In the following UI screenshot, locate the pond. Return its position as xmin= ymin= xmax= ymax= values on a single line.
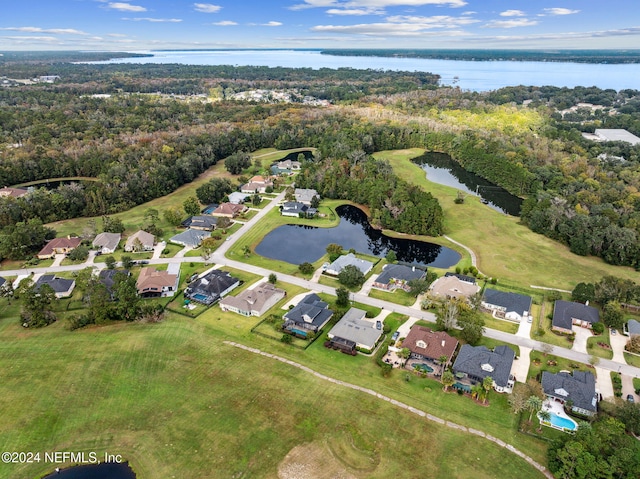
xmin=277 ymin=150 xmax=314 ymax=162
xmin=412 ymin=152 xmax=523 ymax=216
xmin=255 ymin=204 xmax=460 ymax=268
xmin=42 ymin=462 xmax=135 ymax=479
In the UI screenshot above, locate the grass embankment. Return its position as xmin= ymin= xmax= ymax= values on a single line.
xmin=378 ymin=148 xmax=640 ymax=290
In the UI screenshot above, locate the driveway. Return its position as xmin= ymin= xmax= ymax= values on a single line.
xmin=595 ymin=366 xmax=614 ymax=400
xmin=396 ymin=316 xmax=420 ymax=340
xmin=621 ymin=374 xmax=638 ymax=402
xmin=516 ymin=317 xmax=533 ymax=339
xmin=51 ymin=254 xmax=65 ymax=267
xmin=510 ymin=346 xmax=531 ymax=383
xmin=152 ymin=241 xmax=166 ymax=260
xmin=572 ymin=327 xmax=591 ymax=355
xmin=609 ymin=330 xmax=628 ymax=363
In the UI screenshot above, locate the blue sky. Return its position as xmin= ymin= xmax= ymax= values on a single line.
xmin=1 ymin=1 xmax=639 ymax=50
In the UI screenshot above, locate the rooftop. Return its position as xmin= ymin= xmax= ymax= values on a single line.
xmin=452 ymin=344 xmax=515 ymax=388
xmin=542 ymin=371 xmax=597 ymax=412
xmin=552 ymin=300 xmax=600 ymax=331
xmin=375 ymin=264 xmax=426 ymax=285
xmin=328 ymin=308 xmax=381 ymax=350
xmin=169 ymin=228 xmax=210 ymax=248
xmin=219 ymin=282 xmax=285 ymax=313
xmin=482 ymin=289 xmax=532 ymax=315
xmin=326 ymin=253 xmax=373 ymax=276
xmin=404 ymin=326 xmax=458 ymax=361
xmin=594 ymin=128 xmax=640 ymax=145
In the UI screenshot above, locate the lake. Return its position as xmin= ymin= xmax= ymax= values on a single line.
xmin=255 ymin=204 xmax=460 ymax=268
xmin=90 ymin=50 xmax=640 ymax=91
xmin=42 ymin=462 xmax=135 ymax=479
xmin=412 ymin=152 xmax=523 ymax=216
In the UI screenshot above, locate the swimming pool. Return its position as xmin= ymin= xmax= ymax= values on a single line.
xmin=191 ymin=293 xmax=209 ymax=303
xmin=414 ymin=363 xmax=434 ymax=373
xmin=291 ymin=328 xmax=308 ymax=337
xmin=541 ymin=412 xmax=577 ymax=431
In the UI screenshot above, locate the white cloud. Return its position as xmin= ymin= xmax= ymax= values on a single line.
xmin=484 ymin=18 xmax=538 ymax=29
xmin=194 ymin=3 xmax=222 ymax=13
xmin=543 ymin=8 xmax=579 ymax=16
xmin=1 ymin=35 xmax=58 ymax=41
xmin=212 ymin=21 xmax=238 ymax=26
xmin=106 ymin=2 xmax=147 ymax=12
xmin=312 ymin=22 xmax=468 ymax=36
xmin=500 ymin=10 xmax=525 ymax=17
xmin=122 ymin=17 xmax=183 ymax=22
xmin=326 ymin=8 xmax=383 ymax=15
xmin=262 ymin=21 xmax=283 ymax=27
xmin=107 ymin=33 xmax=128 ymax=37
xmin=386 ymin=15 xmax=479 ymax=27
xmin=291 ymin=0 xmax=467 ymax=11
xmin=0 ymin=27 xmax=88 ymax=35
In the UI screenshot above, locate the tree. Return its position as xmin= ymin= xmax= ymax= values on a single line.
xmin=224 ymin=151 xmax=251 ymax=174
xmin=471 ymin=384 xmax=483 ymax=400
xmin=481 ymin=376 xmax=493 ymax=404
xmin=385 ymin=250 xmax=397 ymax=263
xmin=407 ymin=278 xmax=430 ymax=297
xmin=242 ymin=245 xmax=251 ymax=257
xmin=183 ymin=196 xmax=201 ymax=216
xmin=200 ymin=237 xmax=218 ymax=260
xmin=67 ymin=244 xmax=89 ymax=262
xmin=0 ymin=219 xmax=55 ymax=260
xmin=268 ymin=273 xmax=277 ymax=284
xmin=626 ymin=335 xmax=640 ymax=354
xmin=526 ymin=395 xmax=543 ymax=422
xmin=437 ymin=354 xmax=449 ymax=375
xmin=84 ymin=277 xmax=111 ymax=325
xmin=102 ymin=215 xmax=125 ymax=234
xmin=457 ymin=309 xmax=485 ymax=344
xmin=196 ymin=178 xmax=233 ymax=204
xmin=121 ymin=255 xmax=134 ymax=270
xmin=280 ymin=333 xmax=292 ymax=344
xmin=591 ymin=322 xmax=605 ymax=334
xmin=572 ymin=282 xmax=595 ymax=303
xmin=538 ymin=409 xmax=551 ymax=431
xmin=326 ymin=243 xmax=343 ymax=256
xmin=602 ymin=302 xmax=624 ymax=330
xmin=20 ymin=282 xmax=56 ymax=328
xmin=217 ymin=216 xmax=231 ymax=231
xmin=436 ymin=299 xmax=458 ymax=331
xmin=164 ymin=207 xmax=183 ymax=227
xmin=298 ymin=262 xmax=314 ymax=275
xmin=338 ymin=265 xmax=365 ymax=288
xmin=112 ymin=273 xmax=140 ymax=321
xmin=441 ymin=370 xmax=455 ymax=391
xmin=336 ymin=286 xmax=350 ymax=307
xmin=310 ymin=195 xmax=320 ymax=209
xmin=251 ymin=193 xmax=261 ymax=206
xmin=105 ymin=255 xmax=116 ymax=270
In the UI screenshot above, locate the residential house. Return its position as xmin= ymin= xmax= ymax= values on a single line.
xmin=403 ymin=326 xmax=458 ymax=367
xmin=185 ymin=269 xmax=240 ymax=305
xmin=136 ymin=265 xmax=180 ymax=298
xmin=429 ymin=273 xmax=480 ymax=301
xmin=283 ymin=293 xmax=333 ymax=337
xmin=325 ymin=253 xmax=373 ymax=276
xmin=211 ymin=203 xmax=247 ymax=218
xmin=542 ymin=371 xmax=598 ymax=417
xmin=98 ymin=269 xmax=131 ymax=299
xmin=240 ymin=175 xmax=274 ymax=194
xmin=452 ymin=344 xmax=515 ymax=393
xmin=481 ymin=288 xmax=532 ymax=322
xmin=271 ymin=159 xmax=301 ymax=175
xmin=169 ymin=229 xmax=210 ymax=248
xmin=552 ymin=300 xmax=600 ymax=334
xmin=219 ymin=282 xmax=285 ymax=316
xmin=626 ymin=319 xmax=640 ymax=336
xmin=0 ymin=187 xmax=28 ymax=198
xmin=373 ymin=264 xmax=426 ymax=292
xmin=280 ymin=201 xmax=317 ymax=218
xmin=327 ymin=308 xmax=382 ymax=353
xmin=227 ymin=192 xmax=249 ymax=204
xmin=0 ymin=276 xmax=6 ymax=291
xmin=92 ymin=232 xmax=121 ymax=255
xmin=181 ymin=215 xmax=217 ymax=231
xmin=294 ymin=188 xmax=319 ymax=206
xmin=37 ymin=236 xmax=82 ymax=259
xmin=124 ymin=230 xmax=155 ymax=253
xmin=35 ymin=274 xmax=75 ymax=298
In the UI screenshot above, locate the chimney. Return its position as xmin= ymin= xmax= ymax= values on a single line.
xmin=412 ymin=266 xmax=415 ymax=272
xmin=441 ymin=340 xmax=445 ymax=347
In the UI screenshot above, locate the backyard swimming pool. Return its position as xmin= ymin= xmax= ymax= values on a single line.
xmin=541 ymin=412 xmax=578 ymax=431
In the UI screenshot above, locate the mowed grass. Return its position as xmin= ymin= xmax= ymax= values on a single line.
xmin=0 ymin=309 xmax=547 ymax=479
xmin=377 ymin=148 xmax=640 ymax=290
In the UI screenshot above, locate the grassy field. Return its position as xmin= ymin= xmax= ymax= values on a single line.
xmin=528 ymin=350 xmax=590 ymax=381
xmin=587 ymin=329 xmax=613 ymax=360
xmin=0 ymin=284 xmax=553 ymax=479
xmin=377 ymin=148 xmax=640 ymax=290
xmin=368 ymin=287 xmax=417 ymax=306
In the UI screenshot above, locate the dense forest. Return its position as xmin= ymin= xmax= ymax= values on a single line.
xmin=2 ymin=61 xmax=640 ymax=267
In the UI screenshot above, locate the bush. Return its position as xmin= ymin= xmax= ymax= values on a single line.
xmin=592 ymin=322 xmax=605 ymax=334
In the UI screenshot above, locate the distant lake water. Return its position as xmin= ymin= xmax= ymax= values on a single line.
xmin=255 ymin=204 xmax=460 ymax=268
xmin=42 ymin=462 xmax=135 ymax=479
xmin=90 ymin=50 xmax=640 ymax=91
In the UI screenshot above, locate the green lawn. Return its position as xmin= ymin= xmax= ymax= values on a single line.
xmin=368 ymin=287 xmax=417 ymax=306
xmin=0 ymin=258 xmax=54 ymax=271
xmin=481 ymin=313 xmax=520 ymax=334
xmin=586 ymin=329 xmax=613 ymax=359
xmin=93 ymin=250 xmax=153 ymax=263
xmin=624 ymin=352 xmax=640 ymax=368
xmin=528 ymin=350 xmax=590 ymax=381
xmin=378 ymin=148 xmax=640 ymax=290
xmin=530 ymin=301 xmax=576 ymax=348
xmin=160 ymin=242 xmax=183 ymax=258
xmin=633 ymin=377 xmax=640 ymax=391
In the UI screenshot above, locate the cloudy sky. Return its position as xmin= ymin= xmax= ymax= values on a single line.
xmin=1 ymin=0 xmax=639 ymax=50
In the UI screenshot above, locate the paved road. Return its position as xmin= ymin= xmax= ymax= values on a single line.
xmin=3 ymin=187 xmax=640 ymax=381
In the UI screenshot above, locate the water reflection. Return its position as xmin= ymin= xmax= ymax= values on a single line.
xmin=255 ymin=204 xmax=460 ymax=268
xmin=42 ymin=462 xmax=135 ymax=479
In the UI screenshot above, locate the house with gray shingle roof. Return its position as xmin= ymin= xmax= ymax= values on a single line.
xmin=219 ymin=282 xmax=285 ymax=317
xmin=542 ymin=371 xmax=598 ymax=416
xmin=373 ymin=264 xmax=426 ymax=292
xmin=294 ymin=188 xmax=318 ymax=206
xmin=482 ymin=289 xmax=532 ymax=322
xmin=325 ymin=253 xmax=373 ymax=276
xmin=327 ymin=308 xmax=381 ymax=352
xmin=626 ymin=319 xmax=640 ymax=336
xmin=181 ymin=215 xmax=217 ymax=231
xmin=185 ymin=269 xmax=240 ymax=306
xmin=452 ymin=344 xmax=515 ymax=393
xmin=283 ymin=293 xmax=333 ymax=336
xmin=92 ymin=232 xmax=121 ymax=254
xmin=280 ymin=201 xmax=317 ymax=218
xmin=552 ymin=300 xmax=600 ymax=334
xmin=125 ymin=230 xmax=155 ymax=252
xmin=169 ymin=229 xmax=210 ymax=248
xmin=35 ymin=274 xmax=75 ymax=298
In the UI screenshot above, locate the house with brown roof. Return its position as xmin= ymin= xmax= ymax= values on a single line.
xmin=124 ymin=230 xmax=155 ymax=252
xmin=404 ymin=326 xmax=458 ymax=368
xmin=37 ymin=236 xmax=82 ymax=259
xmin=240 ymin=175 xmax=274 ymax=194
xmin=136 ymin=265 xmax=179 ymax=298
xmin=219 ymin=282 xmax=286 ymax=317
xmin=429 ymin=275 xmax=480 ymax=301
xmin=211 ymin=202 xmax=247 ymax=218
xmin=0 ymin=187 xmax=28 ymax=198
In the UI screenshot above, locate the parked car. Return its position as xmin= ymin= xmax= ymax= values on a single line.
xmin=376 ymin=320 xmax=382 ymax=330
xmin=137 ymin=260 xmax=150 ymax=265
xmin=627 ymin=394 xmax=635 ymax=403
xmin=611 ymin=329 xmax=617 ymax=335
xmin=391 ymin=331 xmax=399 ymax=341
